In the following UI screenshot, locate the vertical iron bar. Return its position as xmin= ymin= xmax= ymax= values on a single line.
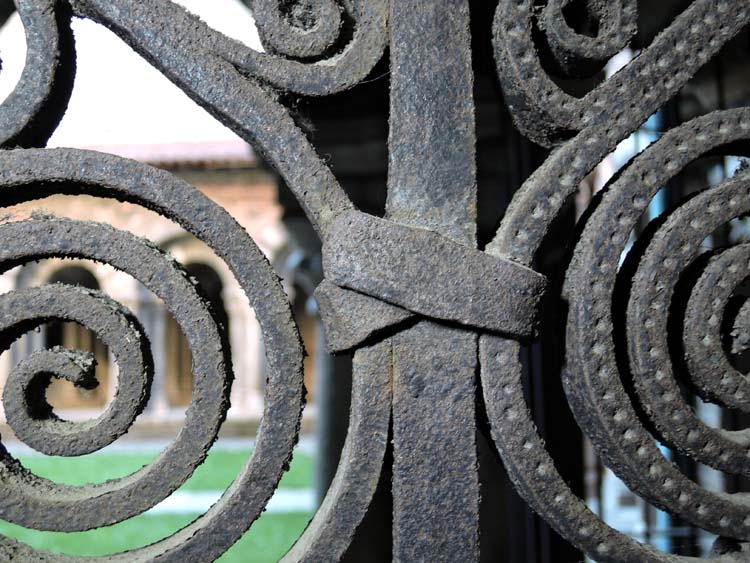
xmin=387 ymin=1 xmax=480 ymax=561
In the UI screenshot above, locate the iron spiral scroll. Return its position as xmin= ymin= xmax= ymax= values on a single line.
xmin=0 ymin=0 xmax=748 ymax=561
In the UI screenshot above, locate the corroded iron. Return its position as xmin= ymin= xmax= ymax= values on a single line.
xmin=0 ymin=150 xmax=305 ymax=560
xmin=2 ymin=285 xmax=152 ymax=457
xmin=480 ymin=2 xmax=750 ymax=562
xmin=0 ymin=0 xmax=747 ymax=562
xmin=323 ymin=210 xmax=547 ymax=338
xmin=387 ymin=2 xmax=480 ymax=558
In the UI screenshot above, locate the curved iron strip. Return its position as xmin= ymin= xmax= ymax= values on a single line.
xmin=492 ymin=0 xmax=746 ymax=147
xmin=69 ymin=0 xmax=368 ymax=235
xmin=628 ymin=191 xmax=750 ymax=475
xmin=0 ymin=148 xmax=304 ymax=560
xmin=480 ymin=109 xmax=750 ymax=562
xmin=683 ymin=246 xmax=750 ymax=412
xmin=282 ymin=341 xmax=391 ymax=563
xmin=0 ymin=0 xmax=75 ymax=148
xmin=248 ymin=0 xmax=342 ymax=60
xmin=2 ymin=285 xmax=152 ymax=457
xmin=487 ymin=0 xmax=750 ymax=261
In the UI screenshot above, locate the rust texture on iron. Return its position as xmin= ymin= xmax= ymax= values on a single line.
xmin=0 ymin=0 xmax=746 ymax=562
xmin=387 ymin=1 xmax=480 ymax=559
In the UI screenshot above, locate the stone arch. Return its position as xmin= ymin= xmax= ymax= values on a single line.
xmin=164 ymin=261 xmax=228 ymax=407
xmin=44 ymin=264 xmax=110 ymax=410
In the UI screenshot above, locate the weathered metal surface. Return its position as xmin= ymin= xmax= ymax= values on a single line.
xmin=391 ymin=321 xmax=479 ymax=561
xmin=248 ymin=0 xmax=343 ymax=60
xmin=733 ymin=301 xmax=750 ymax=356
xmin=0 ymin=150 xmax=304 ymax=560
xmin=314 ymin=279 xmax=412 ymax=354
xmin=0 ymin=0 xmax=74 ymax=147
xmin=0 ymin=0 xmax=747 ymax=561
xmin=479 ymin=0 xmax=750 ymax=560
xmin=323 ymin=210 xmax=547 ymax=338
xmin=282 ymin=341 xmax=391 ymax=563
xmin=627 ymin=175 xmax=750 ymax=476
xmin=683 ymin=245 xmax=750 ymax=412
xmin=564 ymin=116 xmax=750 ymax=541
xmin=68 ymin=0 xmax=387 ymax=235
xmin=542 ymin=0 xmax=637 ymax=78
xmin=387 ymin=1 xmax=480 ymax=560
xmin=2 ymin=286 xmax=152 ymax=457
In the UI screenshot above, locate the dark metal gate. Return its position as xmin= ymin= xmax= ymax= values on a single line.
xmin=0 ymin=0 xmax=748 ymax=561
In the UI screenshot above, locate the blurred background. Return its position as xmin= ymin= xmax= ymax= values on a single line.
xmin=0 ymin=2 xmax=319 ymax=560
xmin=0 ymin=1 xmax=747 ymax=562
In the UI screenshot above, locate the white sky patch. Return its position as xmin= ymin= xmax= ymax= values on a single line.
xmin=0 ymin=0 xmax=262 ymax=149
xmin=148 ymin=488 xmax=316 ymax=515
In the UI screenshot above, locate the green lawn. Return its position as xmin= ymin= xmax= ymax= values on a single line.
xmin=18 ymin=447 xmax=314 ymax=490
xmin=0 ymin=513 xmax=311 ymax=562
xmin=0 ymin=446 xmax=315 ymax=561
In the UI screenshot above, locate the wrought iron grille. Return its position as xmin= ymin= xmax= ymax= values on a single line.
xmin=0 ymin=0 xmax=748 ymax=561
